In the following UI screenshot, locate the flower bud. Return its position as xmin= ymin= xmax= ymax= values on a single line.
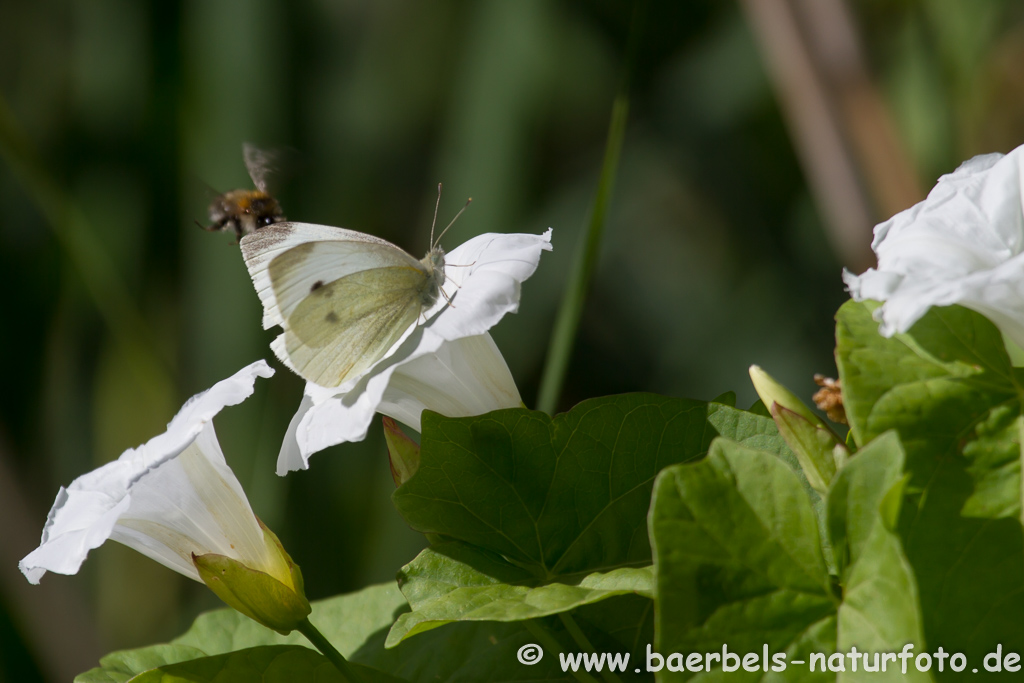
xmin=749 ymin=365 xmax=846 ymax=493
xmin=383 ymin=416 xmax=420 ymax=486
xmin=193 ymin=520 xmax=310 ymax=635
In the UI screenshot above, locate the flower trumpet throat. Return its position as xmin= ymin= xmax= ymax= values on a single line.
xmin=193 ymin=518 xmax=310 ymax=635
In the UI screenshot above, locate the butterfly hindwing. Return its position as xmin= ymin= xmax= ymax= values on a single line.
xmin=281 ymin=265 xmax=427 ymax=387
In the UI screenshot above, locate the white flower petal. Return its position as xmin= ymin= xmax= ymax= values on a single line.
xmin=845 ymin=145 xmax=1024 ymax=344
xmin=277 ymin=331 xmax=434 ymax=472
xmin=426 ymin=229 xmax=553 ymax=340
xmin=112 ymin=425 xmax=270 ymax=581
xmin=277 ymin=393 xmax=316 ymax=475
xmin=20 ymin=361 xmax=275 ymax=585
xmin=374 ymin=333 xmax=520 ymax=430
xmin=377 ymin=333 xmax=523 ymax=429
xmin=279 ymin=333 xmax=521 ymax=473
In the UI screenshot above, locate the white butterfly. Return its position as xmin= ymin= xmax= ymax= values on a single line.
xmin=240 ymin=195 xmax=468 ymax=388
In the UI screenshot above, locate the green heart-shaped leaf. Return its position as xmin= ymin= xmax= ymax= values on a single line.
xmin=393 ymin=394 xmax=716 ymax=579
xmin=386 ymin=541 xmax=652 ymax=646
xmin=650 ymin=431 xmax=928 ymax=681
xmin=650 ymin=438 xmax=835 ymax=668
xmin=836 ymin=300 xmax=1024 ymax=668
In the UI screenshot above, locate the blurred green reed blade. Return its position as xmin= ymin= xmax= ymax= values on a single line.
xmin=0 ymin=95 xmax=173 ymax=403
xmin=536 ymin=93 xmax=629 ymax=416
xmin=537 ymin=0 xmax=645 ymax=416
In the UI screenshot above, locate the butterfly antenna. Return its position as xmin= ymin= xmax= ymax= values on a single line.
xmin=433 ymin=197 xmax=472 ymax=250
xmin=429 ymin=183 xmax=442 ymax=248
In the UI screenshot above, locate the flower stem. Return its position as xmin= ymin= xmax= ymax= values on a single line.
xmin=297 ymin=618 xmax=360 ymax=682
xmin=523 ymin=619 xmax=600 ymax=683
xmin=536 ymin=1 xmax=646 ymax=415
xmin=558 ymin=613 xmax=623 ymax=683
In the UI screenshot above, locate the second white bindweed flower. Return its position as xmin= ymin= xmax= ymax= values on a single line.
xmin=844 ymin=145 xmax=1024 ymax=347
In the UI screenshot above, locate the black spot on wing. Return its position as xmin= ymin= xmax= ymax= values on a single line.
xmin=325 ymin=311 xmax=338 ymax=323
xmin=311 ymin=280 xmax=324 ymax=292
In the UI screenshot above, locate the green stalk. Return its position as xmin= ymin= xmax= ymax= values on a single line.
xmin=536 ymin=93 xmax=629 ymax=415
xmin=0 ymin=94 xmax=172 ymax=403
xmin=559 ymin=613 xmax=623 ymax=683
xmin=296 ymin=618 xmax=360 ymax=682
xmin=523 ymin=619 xmax=601 ymax=683
xmin=536 ymin=0 xmax=645 ymax=415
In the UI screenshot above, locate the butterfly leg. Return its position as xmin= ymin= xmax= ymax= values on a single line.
xmin=439 ymin=287 xmax=456 ymax=309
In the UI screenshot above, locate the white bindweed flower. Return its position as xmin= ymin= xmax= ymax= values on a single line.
xmin=844 ymin=145 xmax=1024 ymax=345
xmin=20 ymin=361 xmax=292 ymax=589
xmin=243 ymin=226 xmax=551 ymax=474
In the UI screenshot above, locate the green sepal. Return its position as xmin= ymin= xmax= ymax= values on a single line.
xmin=259 ymin=518 xmax=306 ymax=600
xmin=193 ymin=525 xmax=311 ymax=635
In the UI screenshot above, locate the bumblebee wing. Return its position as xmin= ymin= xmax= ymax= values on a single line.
xmin=273 ymin=265 xmax=427 ymax=387
xmin=242 ymin=222 xmax=423 ymax=330
xmin=241 ymin=143 xmax=279 ymax=194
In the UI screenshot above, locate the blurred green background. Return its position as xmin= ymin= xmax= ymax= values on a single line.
xmin=3 ymin=0 xmax=1024 ymax=680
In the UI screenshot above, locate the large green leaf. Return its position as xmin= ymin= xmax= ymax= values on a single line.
xmin=835 ymin=300 xmax=1018 ymax=482
xmin=388 ymin=397 xmax=823 ymax=647
xmin=961 ymin=404 xmax=1023 ymax=518
xmin=393 ymin=398 xmax=811 ymax=577
xmin=174 ymin=582 xmax=407 ymax=656
xmin=387 ymin=395 xmax=707 ymax=649
xmin=835 ymin=301 xmax=1024 ymax=677
xmin=76 ymin=646 xmax=209 ymax=683
xmin=393 ymin=395 xmax=717 ymax=579
xmin=704 ymin=402 xmax=791 ymax=456
xmin=75 ymin=585 xmax=408 ymax=682
xmin=386 ymin=541 xmax=652 ymax=645
xmin=78 ymin=583 xmax=587 ymax=682
xmin=707 ymin=402 xmax=834 ymax=573
xmin=830 ymin=432 xmax=930 ymax=683
xmin=387 ymin=593 xmax=654 ymax=681
xmin=650 ymin=438 xmax=837 ymax=681
xmin=650 ymin=432 xmax=931 ymax=682
xmin=826 ymin=431 xmax=904 ymax=573
xmin=122 ymin=645 xmax=396 ymax=683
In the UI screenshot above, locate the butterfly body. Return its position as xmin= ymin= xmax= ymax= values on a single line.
xmin=418 ymin=247 xmax=447 ymax=309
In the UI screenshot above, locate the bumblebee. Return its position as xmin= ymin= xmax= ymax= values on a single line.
xmin=203 ymin=143 xmax=286 ymax=240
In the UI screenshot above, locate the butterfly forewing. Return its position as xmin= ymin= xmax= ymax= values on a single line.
xmin=281 ymin=266 xmax=427 ymax=387
xmin=251 ymin=224 xmax=423 ymax=329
